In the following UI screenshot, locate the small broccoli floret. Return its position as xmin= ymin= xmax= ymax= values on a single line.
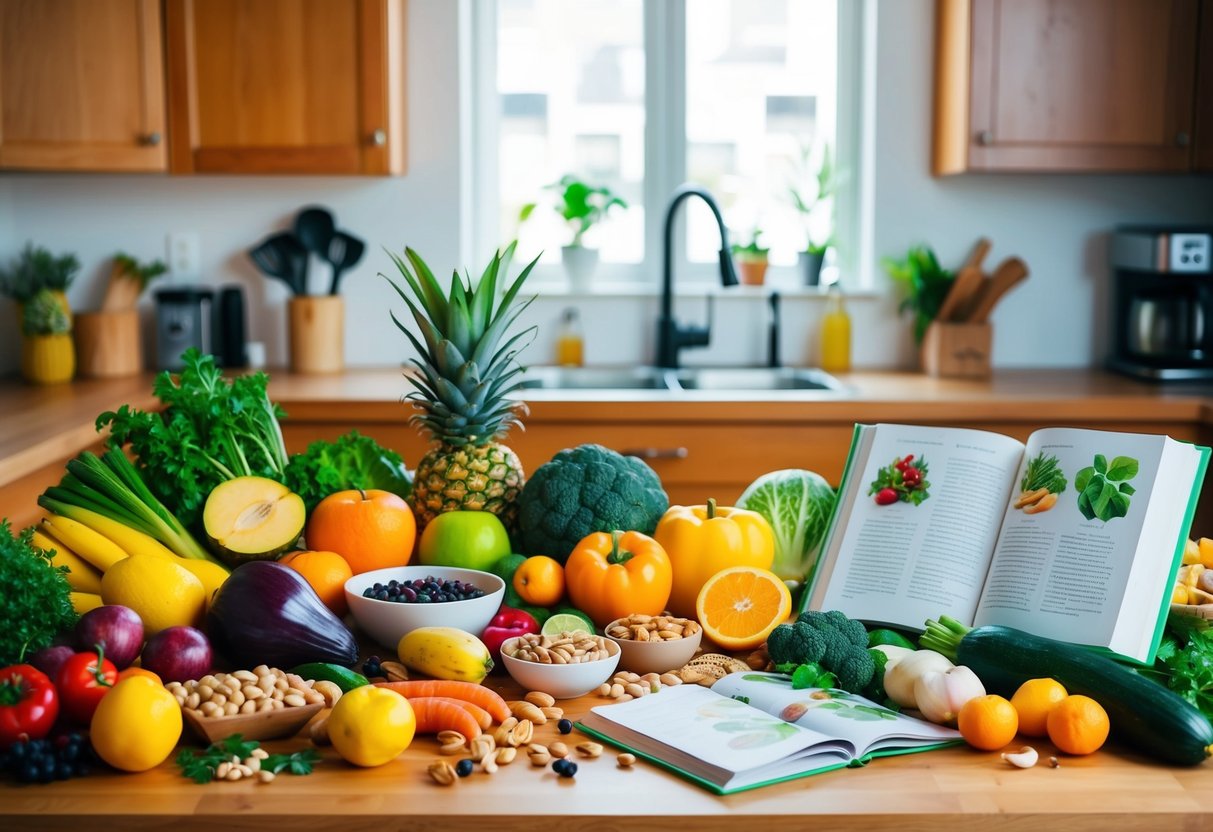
xmin=824 ymin=610 xmax=870 ymax=649
xmin=765 ymin=622 xmax=826 ymax=666
xmin=819 ymin=627 xmax=853 ymax=669
xmin=834 ymin=648 xmax=876 ymax=694
xmin=797 ymin=610 xmax=829 ymax=628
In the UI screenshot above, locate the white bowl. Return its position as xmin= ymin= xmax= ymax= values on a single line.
xmin=604 ymin=617 xmax=702 ymax=675
xmin=499 ymin=636 xmax=621 ymax=700
xmin=345 ymin=566 xmax=505 ymax=649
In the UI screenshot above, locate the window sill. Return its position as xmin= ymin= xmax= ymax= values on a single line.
xmin=526 ymin=280 xmax=880 ymax=300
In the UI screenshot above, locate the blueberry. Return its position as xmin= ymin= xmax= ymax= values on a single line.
xmin=455 ymin=758 xmax=474 ymax=777
xmin=557 ymin=718 xmax=573 ymax=734
xmin=551 ymin=759 xmax=568 ymax=773
xmin=557 ymin=760 xmax=577 ymax=778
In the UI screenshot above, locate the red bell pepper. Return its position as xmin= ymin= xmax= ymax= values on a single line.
xmin=0 ymin=665 xmax=59 ymax=748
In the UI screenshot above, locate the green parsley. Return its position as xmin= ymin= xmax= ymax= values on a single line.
xmin=176 ymin=735 xmax=319 ymax=784
xmin=0 ymin=521 xmax=77 ymax=666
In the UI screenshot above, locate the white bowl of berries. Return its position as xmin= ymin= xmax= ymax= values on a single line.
xmin=345 ymin=566 xmax=505 ymax=649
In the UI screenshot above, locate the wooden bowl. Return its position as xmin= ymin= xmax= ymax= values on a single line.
xmin=181 ymin=703 xmax=323 ymax=745
xmin=1170 ymin=602 xmax=1213 ymax=621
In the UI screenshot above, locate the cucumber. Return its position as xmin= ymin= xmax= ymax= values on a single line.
xmin=926 ymin=620 xmax=1212 ymax=766
xmin=290 ymin=662 xmax=369 ymax=693
xmin=867 ymin=628 xmax=916 ymax=651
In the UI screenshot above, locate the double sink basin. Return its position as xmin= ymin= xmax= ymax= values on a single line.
xmin=518 ymin=366 xmax=850 ymax=396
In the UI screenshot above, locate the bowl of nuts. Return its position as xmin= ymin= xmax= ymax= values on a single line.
xmin=604 ymin=614 xmax=702 ymax=675
xmin=345 ymin=566 xmax=505 ymax=649
xmin=499 ymin=631 xmax=621 ymax=699
xmin=169 ymin=666 xmax=338 ymax=744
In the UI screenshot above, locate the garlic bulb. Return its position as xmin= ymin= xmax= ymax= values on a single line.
xmin=884 ymin=649 xmax=955 ymax=708
xmin=913 ymin=665 xmax=986 ymax=725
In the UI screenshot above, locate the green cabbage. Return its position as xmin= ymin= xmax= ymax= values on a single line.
xmin=737 ymin=469 xmax=837 ymax=583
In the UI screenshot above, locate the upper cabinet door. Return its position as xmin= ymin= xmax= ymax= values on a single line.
xmin=1194 ymin=0 xmax=1213 ymax=170
xmin=165 ymin=0 xmax=406 ymax=175
xmin=935 ymin=0 xmax=1199 ymax=174
xmin=0 ymin=0 xmax=167 ymax=172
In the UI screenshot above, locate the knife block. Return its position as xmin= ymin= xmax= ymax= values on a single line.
xmin=289 ymin=296 xmax=344 ymax=374
xmin=921 ymin=321 xmax=991 ymax=379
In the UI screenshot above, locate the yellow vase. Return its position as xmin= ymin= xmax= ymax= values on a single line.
xmin=22 ymin=334 xmax=76 ymax=384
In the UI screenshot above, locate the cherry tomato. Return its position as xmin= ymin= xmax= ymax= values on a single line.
xmin=0 ymin=665 xmax=58 ymax=749
xmin=903 ymin=467 xmax=921 ymax=485
xmin=56 ymin=645 xmax=117 ymax=724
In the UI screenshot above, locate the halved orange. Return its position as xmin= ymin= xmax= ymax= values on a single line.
xmin=695 ymin=565 xmax=792 ymax=650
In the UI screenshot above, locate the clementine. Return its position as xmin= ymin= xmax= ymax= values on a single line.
xmin=306 ymin=489 xmax=416 ymax=576
xmin=1010 ymin=677 xmax=1068 ymax=738
xmin=280 ymin=549 xmax=354 ymax=616
xmin=1047 ymin=694 xmax=1110 ymax=755
xmin=957 ymin=694 xmax=1018 ymax=751
xmin=514 ymin=555 xmax=565 ymax=607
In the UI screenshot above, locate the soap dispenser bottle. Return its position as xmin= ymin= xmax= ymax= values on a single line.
xmin=556 ymin=307 xmax=584 ymax=367
xmin=820 ymin=287 xmax=851 ymax=373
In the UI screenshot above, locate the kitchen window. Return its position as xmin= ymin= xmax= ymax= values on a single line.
xmin=472 ymin=0 xmax=862 ymax=289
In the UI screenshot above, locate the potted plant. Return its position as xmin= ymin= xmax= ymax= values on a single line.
xmin=731 ymin=230 xmax=770 ymax=286
xmin=521 ymin=174 xmax=627 ymax=292
xmin=883 ymin=244 xmax=955 ymax=344
xmin=0 ymin=243 xmax=79 ymax=384
xmin=789 ymin=142 xmax=836 ymax=287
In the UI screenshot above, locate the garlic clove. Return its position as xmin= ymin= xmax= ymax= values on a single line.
xmin=1001 ymin=746 xmax=1039 ymax=768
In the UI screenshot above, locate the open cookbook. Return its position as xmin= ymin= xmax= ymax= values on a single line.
xmin=576 ymin=672 xmax=960 ymax=794
xmin=804 ymin=424 xmax=1209 ymax=664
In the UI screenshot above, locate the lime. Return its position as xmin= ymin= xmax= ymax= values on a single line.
xmin=541 ymin=610 xmax=595 ymax=637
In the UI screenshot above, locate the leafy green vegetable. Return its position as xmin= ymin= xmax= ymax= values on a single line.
xmin=97 ymin=349 xmax=290 ymax=527
xmin=1021 ymin=451 xmax=1067 ymax=494
xmin=0 ymin=242 xmax=79 ymax=301
xmin=176 ymin=734 xmax=319 ymax=783
xmin=1157 ymin=620 xmax=1213 ymax=722
xmin=883 ymin=245 xmax=954 ymax=344
xmin=737 ymin=469 xmax=837 ymax=583
xmin=113 ymin=252 xmax=168 ymax=290
xmin=284 ymin=431 xmax=412 ymax=512
xmin=1075 ymin=452 xmax=1138 ymax=522
xmin=21 ymin=288 xmax=71 ymax=336
xmin=0 ymin=521 xmax=77 ymax=666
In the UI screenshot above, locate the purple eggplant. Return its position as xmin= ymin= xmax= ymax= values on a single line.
xmin=207 ymin=560 xmax=358 ymax=668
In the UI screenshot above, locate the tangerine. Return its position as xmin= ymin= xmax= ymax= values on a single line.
xmin=694 ymin=565 xmax=791 ymax=651
xmin=280 ymin=549 xmax=354 ymax=616
xmin=1046 ymin=694 xmax=1110 ymax=755
xmin=957 ymin=694 xmax=1019 ymax=750
xmin=513 ymin=555 xmax=566 ymax=607
xmin=306 ymin=489 xmax=416 ymax=576
xmin=1010 ymin=677 xmax=1069 ymax=737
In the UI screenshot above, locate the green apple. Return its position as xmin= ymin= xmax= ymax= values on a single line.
xmin=418 ymin=510 xmax=513 ymax=572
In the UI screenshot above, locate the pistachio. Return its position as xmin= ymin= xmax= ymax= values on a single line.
xmin=428 ymin=761 xmax=458 ymax=786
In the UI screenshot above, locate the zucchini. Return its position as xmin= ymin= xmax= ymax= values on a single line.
xmin=921 ymin=617 xmax=1213 ymax=766
xmin=290 ymin=662 xmax=369 ymax=693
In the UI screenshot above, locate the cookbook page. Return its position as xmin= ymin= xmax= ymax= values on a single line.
xmin=809 ymin=424 xmax=1025 ymax=629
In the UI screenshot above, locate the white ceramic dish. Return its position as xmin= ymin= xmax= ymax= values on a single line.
xmin=345 ymin=566 xmax=505 ymax=649
xmin=603 ymin=617 xmax=702 ymax=675
xmin=499 ymin=636 xmax=621 ymax=699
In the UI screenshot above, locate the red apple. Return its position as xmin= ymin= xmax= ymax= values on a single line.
xmin=141 ymin=626 xmax=212 ymax=683
xmin=480 ymin=605 xmax=540 ymax=666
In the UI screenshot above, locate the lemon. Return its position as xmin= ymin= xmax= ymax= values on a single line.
xmin=91 ymin=676 xmax=183 ymax=772
xmin=174 ymin=558 xmax=230 ymax=608
xmin=101 ymin=554 xmax=206 ymax=635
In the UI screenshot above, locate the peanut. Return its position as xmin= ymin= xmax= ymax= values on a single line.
xmin=312 ymin=680 xmax=342 ymax=707
xmin=525 ymin=691 xmax=556 ymax=708
xmin=608 ymin=613 xmax=697 ymax=641
xmin=508 ymin=700 xmax=547 ymax=725
xmin=617 ymin=753 xmax=637 ymax=768
xmin=549 ymin=741 xmax=569 ymax=759
xmin=575 ymin=742 xmax=603 ymax=759
xmin=540 ymin=706 xmax=564 ymax=721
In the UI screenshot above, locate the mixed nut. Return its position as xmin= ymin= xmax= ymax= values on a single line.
xmin=166 ymin=666 xmax=331 ymax=718
xmin=506 ymin=631 xmax=613 ymax=664
xmin=606 ymin=614 xmax=699 ymax=642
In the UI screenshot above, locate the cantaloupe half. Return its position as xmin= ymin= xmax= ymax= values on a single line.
xmin=203 ymin=477 xmax=306 ymax=565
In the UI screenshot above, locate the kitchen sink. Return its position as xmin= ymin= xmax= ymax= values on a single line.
xmin=518 ymin=365 xmax=851 ymax=396
xmin=517 ymin=366 xmax=672 ymax=391
xmin=673 ymin=367 xmax=847 ymax=393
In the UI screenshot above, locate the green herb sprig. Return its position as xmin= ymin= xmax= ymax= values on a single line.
xmin=1021 ymin=451 xmax=1068 ymax=494
xmin=176 ymin=735 xmax=319 ymax=784
xmin=0 ymin=521 xmax=77 ymax=666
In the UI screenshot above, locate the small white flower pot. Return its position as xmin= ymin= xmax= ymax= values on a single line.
xmin=562 ymin=245 xmax=599 ymax=293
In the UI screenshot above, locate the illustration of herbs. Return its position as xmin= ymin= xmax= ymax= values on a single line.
xmin=1075 ymin=454 xmax=1138 ymax=522
xmin=1021 ymin=451 xmax=1067 ymax=494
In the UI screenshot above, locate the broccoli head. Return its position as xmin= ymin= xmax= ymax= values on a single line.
xmin=516 ymin=444 xmax=668 ymax=562
xmin=765 ymin=622 xmax=826 ymax=667
xmin=789 ymin=609 xmax=875 ymax=691
xmin=824 ymin=609 xmax=870 ymax=648
xmin=833 ymin=648 xmax=876 ymax=694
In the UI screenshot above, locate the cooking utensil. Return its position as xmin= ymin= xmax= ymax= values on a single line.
xmin=325 ymin=230 xmax=365 ymax=295
xmin=962 ymin=237 xmax=993 ymax=273
xmin=295 ymin=206 xmax=336 ymax=256
xmin=248 ymin=233 xmax=308 ymax=296
xmin=936 ymin=265 xmax=984 ymax=323
xmin=965 ymin=257 xmax=1029 ymax=323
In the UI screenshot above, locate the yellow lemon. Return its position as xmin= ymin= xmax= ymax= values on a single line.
xmin=174 ymin=558 xmax=231 ymax=609
xmin=101 ymin=554 xmax=206 ymax=635
xmin=90 ymin=676 xmax=182 ymax=772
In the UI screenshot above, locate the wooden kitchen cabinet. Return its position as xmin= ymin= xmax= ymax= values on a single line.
xmin=1195 ymin=0 xmax=1213 ymax=170
xmin=164 ymin=0 xmax=406 ymax=174
xmin=934 ymin=0 xmax=1199 ymax=174
xmin=0 ymin=0 xmax=167 ymax=172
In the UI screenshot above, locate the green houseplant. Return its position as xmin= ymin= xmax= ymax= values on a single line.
xmin=1 ymin=243 xmax=80 ymax=385
xmin=883 ymin=245 xmax=955 ymax=344
xmin=731 ymin=229 xmax=771 ymax=286
xmin=520 ymin=174 xmax=627 ymax=291
xmin=789 ymin=142 xmax=836 ymax=286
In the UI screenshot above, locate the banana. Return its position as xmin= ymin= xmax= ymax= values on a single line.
xmin=70 ymin=591 xmax=104 ymax=615
xmin=42 ymin=514 xmax=128 ymax=572
xmin=30 ymin=529 xmax=104 ymax=593
xmin=397 ymin=626 xmax=493 ymax=683
xmin=56 ymin=505 xmax=176 ymax=560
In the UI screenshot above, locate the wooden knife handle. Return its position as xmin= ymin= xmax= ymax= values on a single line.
xmin=967 ymin=258 xmax=1029 ymax=323
xmin=936 ymin=266 xmax=984 ymax=323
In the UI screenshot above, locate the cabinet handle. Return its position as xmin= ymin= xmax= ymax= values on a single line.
xmin=370 ymin=129 xmax=387 ymax=147
xmin=1176 ymin=131 xmax=1191 ymax=147
xmin=975 ymin=130 xmax=993 ymax=146
xmin=620 ymin=447 xmax=689 ymax=460
xmin=141 ymin=132 xmax=162 ymax=146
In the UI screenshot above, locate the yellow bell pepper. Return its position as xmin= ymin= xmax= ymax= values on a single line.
xmin=654 ymin=498 xmax=775 ymax=617
xmin=327 ymin=686 xmax=416 ymax=767
xmin=565 ymin=530 xmax=673 ymax=627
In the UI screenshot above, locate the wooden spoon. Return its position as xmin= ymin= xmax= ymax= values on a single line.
xmin=966 ymin=257 xmax=1029 ymax=323
xmin=936 ymin=265 xmax=985 ymax=323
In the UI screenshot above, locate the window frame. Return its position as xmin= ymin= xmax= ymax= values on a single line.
xmin=468 ymin=0 xmax=869 ymax=292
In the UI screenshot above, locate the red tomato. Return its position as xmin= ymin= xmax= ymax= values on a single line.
xmin=56 ymin=647 xmax=117 ymax=724
xmin=0 ymin=665 xmax=59 ymax=749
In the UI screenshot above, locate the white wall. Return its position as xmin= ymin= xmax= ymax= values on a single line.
xmin=2 ymin=0 xmax=1211 ymax=377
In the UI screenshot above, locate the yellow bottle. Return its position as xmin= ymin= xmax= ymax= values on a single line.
xmin=556 ymin=307 xmax=584 ymax=367
xmin=820 ymin=288 xmax=851 ymax=373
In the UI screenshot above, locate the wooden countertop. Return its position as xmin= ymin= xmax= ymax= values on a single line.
xmin=2 ymin=675 xmax=1211 ymax=831
xmin=4 ymin=367 xmax=1213 ymax=489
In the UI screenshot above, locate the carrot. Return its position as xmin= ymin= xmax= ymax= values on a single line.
xmin=426 ymin=696 xmax=493 ymax=730
xmin=374 ymin=680 xmax=510 ymax=722
xmin=406 ymin=697 xmax=483 ymax=739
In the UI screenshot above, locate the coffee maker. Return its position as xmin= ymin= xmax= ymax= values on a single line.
xmin=1108 ymin=228 xmax=1213 ymax=381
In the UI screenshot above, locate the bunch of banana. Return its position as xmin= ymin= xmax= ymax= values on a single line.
xmin=35 ymin=507 xmax=229 ymax=614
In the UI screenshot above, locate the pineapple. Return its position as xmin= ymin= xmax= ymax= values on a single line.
xmin=384 ymin=243 xmax=538 ymax=533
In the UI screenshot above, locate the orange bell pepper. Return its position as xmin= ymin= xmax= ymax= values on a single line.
xmin=564 ymin=530 xmax=673 ymax=628
xmin=654 ymin=498 xmax=775 ymax=617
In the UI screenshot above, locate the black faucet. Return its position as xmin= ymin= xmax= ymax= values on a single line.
xmin=656 ymin=185 xmax=739 ymax=369
xmin=768 ymin=291 xmax=781 ymax=369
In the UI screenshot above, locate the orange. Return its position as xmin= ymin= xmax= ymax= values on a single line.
xmin=280 ymin=549 xmax=355 ymax=616
xmin=514 ymin=555 xmax=565 ymax=607
xmin=306 ymin=489 xmax=416 ymax=576
xmin=694 ymin=565 xmax=791 ymax=651
xmin=1047 ymin=694 xmax=1110 ymax=755
xmin=1010 ymin=677 xmax=1069 ymax=737
xmin=958 ymin=694 xmax=1019 ymax=750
